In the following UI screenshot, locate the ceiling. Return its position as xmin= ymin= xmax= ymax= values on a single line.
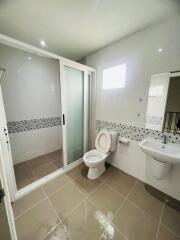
xmin=0 ymin=0 xmax=179 ymax=60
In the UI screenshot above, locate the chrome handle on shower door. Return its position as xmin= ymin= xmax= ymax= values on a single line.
xmin=63 ymin=114 xmax=65 ymax=125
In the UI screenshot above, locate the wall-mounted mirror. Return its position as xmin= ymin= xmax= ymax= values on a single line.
xmin=145 ymin=72 xmax=180 ymax=133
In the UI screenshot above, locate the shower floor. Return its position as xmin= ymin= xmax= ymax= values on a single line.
xmin=14 ymin=149 xmax=63 ymax=189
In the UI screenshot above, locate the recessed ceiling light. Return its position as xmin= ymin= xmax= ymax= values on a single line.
xmin=40 ymin=40 xmax=46 ymax=47
xmin=158 ymin=48 xmax=163 ymax=53
xmin=28 ymin=57 xmax=31 ymax=60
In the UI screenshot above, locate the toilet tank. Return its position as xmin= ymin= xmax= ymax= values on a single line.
xmin=109 ymin=131 xmax=118 ymax=152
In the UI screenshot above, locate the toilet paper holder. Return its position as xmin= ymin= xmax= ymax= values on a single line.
xmin=118 ymin=136 xmax=129 ymax=145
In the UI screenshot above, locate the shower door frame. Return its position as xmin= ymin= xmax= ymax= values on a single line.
xmin=0 ymin=34 xmax=96 ymax=201
xmin=60 ymin=59 xmax=96 ymax=170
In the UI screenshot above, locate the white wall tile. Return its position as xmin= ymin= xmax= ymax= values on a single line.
xmin=86 ymin=15 xmax=180 ymax=201
xmin=10 ymin=126 xmax=62 ymax=164
xmin=0 ymin=44 xmax=62 ymax=164
xmin=0 ymin=44 xmax=61 ymax=121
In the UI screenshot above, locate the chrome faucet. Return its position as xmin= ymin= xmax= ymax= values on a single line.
xmin=162 ymin=134 xmax=167 ymax=144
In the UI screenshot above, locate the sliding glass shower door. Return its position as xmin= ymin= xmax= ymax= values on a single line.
xmin=64 ymin=66 xmax=84 ymax=165
xmin=60 ymin=62 xmax=91 ymax=167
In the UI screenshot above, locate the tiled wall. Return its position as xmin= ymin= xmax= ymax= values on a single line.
xmin=0 ymin=44 xmax=62 ymax=164
xmin=96 ymin=120 xmax=180 ymax=144
xmin=86 ymin=15 xmax=180 ymax=201
xmin=7 ymin=117 xmax=61 ymax=134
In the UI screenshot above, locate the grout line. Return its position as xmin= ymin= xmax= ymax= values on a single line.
xmin=51 ymin=161 xmax=59 ymax=169
xmin=66 ymin=167 xmax=138 ymax=221
xmin=41 ymin=187 xmax=62 ymax=222
xmin=113 ymin=180 xmax=139 ymax=218
xmin=106 ymin=178 xmax=166 ymax=225
xmin=160 ymin=223 xmax=180 ymax=238
xmin=85 ymin=181 xmax=131 ymax=240
xmin=15 ymin=164 xmax=179 ymax=240
xmin=45 ymin=175 xmax=81 ymax=199
xmin=61 ymin=196 xmax=87 ymax=222
xmin=59 ymin=170 xmax=133 ymax=240
xmin=14 ymin=166 xmax=101 ymax=222
xmin=155 ymin=200 xmax=165 ymax=240
xmin=14 ymin=196 xmax=47 ymax=220
xmin=49 ymin=160 xmax=59 ymax=170
xmin=41 ymin=225 xmax=59 ymax=240
xmin=31 ymin=168 xmax=37 ymax=180
xmin=80 ymin=169 xmax=116 ymax=198
xmin=72 ymin=168 xmax=133 ymax=240
xmin=57 ymin=169 xmax=118 ymax=222
xmin=103 ymin=181 xmax=127 ymax=198
xmin=87 ymin=196 xmax=128 ymax=240
xmin=98 ymin=180 xmax=139 ymax=240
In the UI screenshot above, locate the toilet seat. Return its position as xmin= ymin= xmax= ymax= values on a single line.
xmin=83 ymin=149 xmax=108 ymax=166
xmin=95 ymin=131 xmax=111 ymax=154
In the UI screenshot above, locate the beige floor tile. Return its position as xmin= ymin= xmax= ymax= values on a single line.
xmin=128 ymin=181 xmax=163 ymax=220
xmin=14 ymin=169 xmax=33 ymax=180
xmin=52 ymin=157 xmax=63 ymax=168
xmin=14 ymin=161 xmax=30 ymax=176
xmin=15 ymin=171 xmax=36 ymax=189
xmin=45 ymin=218 xmax=127 ymax=240
xmin=66 ymin=163 xmax=86 ymax=180
xmin=27 ymin=155 xmax=49 ymax=168
xmin=114 ymin=200 xmax=158 ymax=240
xmin=46 ymin=149 xmax=62 ymax=159
xmin=32 ymin=162 xmax=58 ymax=179
xmin=98 ymin=165 xmax=116 ymax=182
xmin=73 ymin=176 xmax=101 ymax=195
xmin=15 ymin=199 xmax=60 ymax=240
xmin=43 ymin=223 xmax=73 ymax=240
xmin=47 ymin=150 xmax=63 ymax=168
xmin=43 ymin=174 xmax=70 ymax=196
xmin=162 ymin=204 xmax=180 ymax=236
xmin=49 ymin=181 xmax=85 ymax=220
xmin=14 ymin=165 xmax=34 ymax=181
xmin=12 ymin=188 xmax=45 ymax=218
xmin=14 ymin=150 xmax=63 ymax=189
xmin=106 ymin=170 xmax=136 ymax=197
xmin=62 ymin=199 xmax=102 ymax=240
xmin=89 ymin=183 xmax=124 ymax=215
xmin=157 ymin=225 xmax=179 ymax=240
xmin=99 ymin=228 xmax=127 ymax=240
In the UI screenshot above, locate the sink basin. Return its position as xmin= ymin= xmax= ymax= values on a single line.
xmin=139 ymin=138 xmax=180 ymax=164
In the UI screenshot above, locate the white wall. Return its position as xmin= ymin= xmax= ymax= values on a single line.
xmin=9 ymin=126 xmax=62 ymax=164
xmin=0 ymin=44 xmax=61 ymax=121
xmin=86 ymin=15 xmax=180 ymax=201
xmin=0 ymin=44 xmax=62 ymax=164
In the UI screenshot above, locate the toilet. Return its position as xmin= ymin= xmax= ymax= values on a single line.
xmin=83 ymin=130 xmax=118 ymax=179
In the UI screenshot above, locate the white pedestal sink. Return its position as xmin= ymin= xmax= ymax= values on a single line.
xmin=139 ymin=138 xmax=180 ymax=179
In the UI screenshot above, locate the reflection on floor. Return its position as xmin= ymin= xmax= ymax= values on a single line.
xmin=14 ymin=149 xmax=63 ymax=189
xmin=12 ymin=164 xmax=180 ymax=240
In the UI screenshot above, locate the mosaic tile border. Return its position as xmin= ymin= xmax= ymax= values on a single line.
xmin=7 ymin=117 xmax=61 ymax=134
xmin=96 ymin=120 xmax=180 ymax=144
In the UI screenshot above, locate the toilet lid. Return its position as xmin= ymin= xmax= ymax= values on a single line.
xmin=95 ymin=131 xmax=111 ymax=154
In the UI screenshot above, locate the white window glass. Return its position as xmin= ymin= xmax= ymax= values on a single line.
xmin=102 ymin=64 xmax=126 ymax=90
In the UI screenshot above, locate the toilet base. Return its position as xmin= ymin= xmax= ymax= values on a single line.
xmin=87 ymin=162 xmax=106 ymax=179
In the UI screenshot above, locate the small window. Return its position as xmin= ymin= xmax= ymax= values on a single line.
xmin=102 ymin=64 xmax=126 ymax=90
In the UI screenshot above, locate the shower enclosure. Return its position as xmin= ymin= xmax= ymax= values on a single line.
xmin=0 ymin=34 xmax=95 ymax=201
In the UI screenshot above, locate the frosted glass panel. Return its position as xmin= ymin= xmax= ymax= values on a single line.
xmin=64 ymin=66 xmax=84 ymax=164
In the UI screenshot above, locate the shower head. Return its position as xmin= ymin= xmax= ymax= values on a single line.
xmin=0 ymin=68 xmax=6 ymax=80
